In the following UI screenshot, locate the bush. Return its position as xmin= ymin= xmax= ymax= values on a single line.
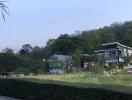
xmin=88 ymin=63 xmax=104 ymax=74
xmin=72 ymin=67 xmax=83 ymax=73
xmin=0 ymin=79 xmax=131 ymax=100
xmin=15 ymin=67 xmax=32 ymax=74
xmin=118 ymin=63 xmax=125 ymax=70
xmin=104 ymin=63 xmax=118 ymax=71
xmin=64 ymin=67 xmax=73 ymax=73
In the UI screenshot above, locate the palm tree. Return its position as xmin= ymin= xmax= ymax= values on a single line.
xmin=0 ymin=0 xmax=10 ymax=21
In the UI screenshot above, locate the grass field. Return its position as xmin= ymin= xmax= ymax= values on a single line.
xmin=22 ymin=72 xmax=132 ymax=94
xmin=25 ymin=72 xmax=132 ymax=86
xmin=0 ymin=79 xmax=132 ymax=100
xmin=0 ymin=71 xmax=132 ymax=100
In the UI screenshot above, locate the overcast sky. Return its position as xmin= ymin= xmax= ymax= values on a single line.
xmin=0 ymin=0 xmax=132 ymax=51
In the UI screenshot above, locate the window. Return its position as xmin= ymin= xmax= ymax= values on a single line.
xmin=109 ymin=50 xmax=117 ymax=58
xmin=118 ymin=50 xmax=122 ymax=57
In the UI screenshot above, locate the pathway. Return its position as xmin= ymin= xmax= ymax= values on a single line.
xmin=0 ymin=96 xmax=21 ymax=100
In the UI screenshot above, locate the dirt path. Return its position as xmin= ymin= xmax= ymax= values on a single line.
xmin=0 ymin=96 xmax=21 ymax=100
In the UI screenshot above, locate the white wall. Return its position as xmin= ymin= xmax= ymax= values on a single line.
xmin=124 ymin=49 xmax=127 ymax=56
xmin=123 ymin=49 xmax=132 ymax=56
xmin=128 ymin=49 xmax=132 ymax=56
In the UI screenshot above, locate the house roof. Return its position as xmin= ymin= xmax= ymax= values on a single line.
xmin=48 ymin=54 xmax=71 ymax=62
xmin=102 ymin=42 xmax=132 ymax=50
xmin=95 ymin=42 xmax=132 ymax=53
xmin=94 ymin=50 xmax=105 ymax=53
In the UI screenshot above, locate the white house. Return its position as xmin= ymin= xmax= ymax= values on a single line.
xmin=95 ymin=42 xmax=132 ymax=66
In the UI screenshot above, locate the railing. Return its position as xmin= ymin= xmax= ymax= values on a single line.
xmin=105 ymin=56 xmax=118 ymax=61
xmin=105 ymin=56 xmax=124 ymax=61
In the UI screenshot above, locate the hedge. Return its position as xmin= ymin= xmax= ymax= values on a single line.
xmin=0 ymin=79 xmax=131 ymax=100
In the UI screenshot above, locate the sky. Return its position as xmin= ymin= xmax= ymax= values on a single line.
xmin=0 ymin=0 xmax=132 ymax=51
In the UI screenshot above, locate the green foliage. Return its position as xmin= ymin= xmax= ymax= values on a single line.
xmin=96 ymin=27 xmax=116 ymax=44
xmin=88 ymin=63 xmax=104 ymax=74
xmin=15 ymin=67 xmax=31 ymax=74
xmin=45 ymin=21 xmax=132 ymax=56
xmin=2 ymin=48 xmax=14 ymax=54
xmin=109 ymin=63 xmax=118 ymax=70
xmin=124 ymin=55 xmax=132 ymax=65
xmin=0 ymin=53 xmax=22 ymax=73
xmin=123 ymin=29 xmax=132 ymax=46
xmin=1 ymin=21 xmax=132 ymax=74
xmin=72 ymin=48 xmax=82 ymax=68
xmin=0 ymin=79 xmax=131 ymax=100
xmin=118 ymin=63 xmax=125 ymax=70
xmin=0 ymin=52 xmax=49 ymax=74
xmin=52 ymin=34 xmax=76 ymax=54
xmin=19 ymin=44 xmax=33 ymax=55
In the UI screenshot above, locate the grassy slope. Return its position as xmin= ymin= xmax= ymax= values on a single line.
xmin=22 ymin=72 xmax=132 ymax=94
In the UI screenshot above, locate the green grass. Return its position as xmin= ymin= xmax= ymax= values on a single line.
xmin=0 ymin=79 xmax=131 ymax=100
xmin=0 ymin=72 xmax=132 ymax=100
xmin=25 ymin=72 xmax=132 ymax=86
xmin=115 ymin=69 xmax=129 ymax=75
xmin=21 ymin=72 xmax=132 ymax=94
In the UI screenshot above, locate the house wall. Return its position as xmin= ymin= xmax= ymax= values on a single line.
xmin=97 ymin=52 xmax=105 ymax=63
xmin=105 ymin=49 xmax=118 ymax=59
xmin=123 ymin=49 xmax=132 ymax=56
xmin=128 ymin=49 xmax=132 ymax=56
xmin=96 ymin=43 xmax=132 ymax=66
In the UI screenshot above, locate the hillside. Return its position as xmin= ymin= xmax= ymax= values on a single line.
xmin=43 ymin=21 xmax=132 ymax=57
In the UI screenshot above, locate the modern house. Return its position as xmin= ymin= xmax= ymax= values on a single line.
xmin=95 ymin=42 xmax=132 ymax=66
xmin=48 ymin=54 xmax=72 ymax=73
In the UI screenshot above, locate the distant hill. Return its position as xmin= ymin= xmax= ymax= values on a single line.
xmin=44 ymin=21 xmax=132 ymax=56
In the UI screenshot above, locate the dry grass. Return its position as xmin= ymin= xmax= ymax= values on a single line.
xmin=25 ymin=72 xmax=132 ymax=87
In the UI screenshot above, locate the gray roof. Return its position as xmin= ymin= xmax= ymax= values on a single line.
xmin=48 ymin=54 xmax=71 ymax=61
xmin=102 ymin=42 xmax=132 ymax=50
xmin=94 ymin=50 xmax=105 ymax=53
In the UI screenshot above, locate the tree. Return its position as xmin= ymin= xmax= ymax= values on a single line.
xmin=52 ymin=34 xmax=74 ymax=54
xmin=0 ymin=53 xmax=22 ymax=73
xmin=2 ymin=47 xmax=14 ymax=54
xmin=0 ymin=0 xmax=10 ymax=21
xmin=19 ymin=44 xmax=33 ymax=55
xmin=97 ymin=27 xmax=116 ymax=44
xmin=81 ymin=31 xmax=98 ymax=53
xmin=31 ymin=46 xmax=42 ymax=59
xmin=123 ymin=29 xmax=132 ymax=47
xmin=72 ymin=48 xmax=82 ymax=68
xmin=46 ymin=39 xmax=55 ymax=47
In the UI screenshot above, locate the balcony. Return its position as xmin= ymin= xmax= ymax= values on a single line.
xmin=104 ymin=49 xmax=124 ymax=62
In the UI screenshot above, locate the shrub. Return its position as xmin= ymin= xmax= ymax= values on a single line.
xmin=0 ymin=79 xmax=131 ymax=100
xmin=15 ymin=67 xmax=32 ymax=74
xmin=118 ymin=63 xmax=125 ymax=70
xmin=88 ymin=63 xmax=104 ymax=74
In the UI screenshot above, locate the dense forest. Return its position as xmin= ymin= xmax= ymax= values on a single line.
xmin=0 ymin=21 xmax=132 ymax=73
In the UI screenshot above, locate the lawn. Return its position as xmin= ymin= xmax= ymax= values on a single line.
xmin=0 ymin=72 xmax=132 ymax=100
xmin=25 ymin=72 xmax=132 ymax=86
xmin=23 ymin=72 xmax=132 ymax=94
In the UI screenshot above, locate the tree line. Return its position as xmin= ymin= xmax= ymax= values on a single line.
xmin=49 ymin=21 xmax=132 ymax=55
xmin=0 ymin=21 xmax=132 ymax=74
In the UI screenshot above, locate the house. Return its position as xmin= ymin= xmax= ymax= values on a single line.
xmin=95 ymin=42 xmax=132 ymax=66
xmin=80 ymin=54 xmax=95 ymax=68
xmin=48 ymin=54 xmax=72 ymax=73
